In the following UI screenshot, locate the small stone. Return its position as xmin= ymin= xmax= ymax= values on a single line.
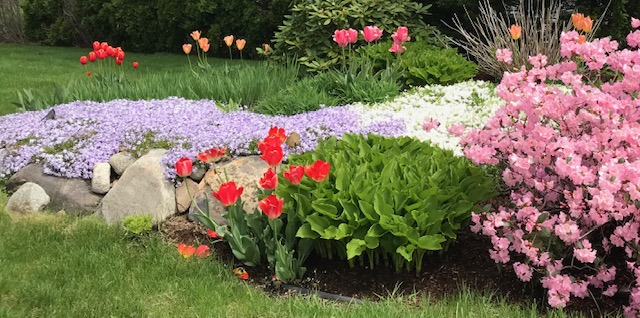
xmin=175 ymin=179 xmax=199 ymax=213
xmin=6 ymin=182 xmax=50 ymax=214
xmin=108 ymin=152 xmax=136 ymax=176
xmin=190 ymin=166 xmax=206 ymax=182
xmin=91 ymin=162 xmax=111 ymax=194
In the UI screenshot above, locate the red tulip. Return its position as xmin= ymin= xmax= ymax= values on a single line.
xmin=259 ymin=146 xmax=283 ymax=167
xmin=97 ymin=49 xmax=107 ymax=59
xmin=213 ymin=181 xmax=244 ymax=206
xmin=106 ymin=46 xmax=116 ymax=58
xmin=333 ymin=29 xmax=349 ymax=47
xmin=268 ymin=126 xmax=287 ymax=143
xmin=115 ymin=58 xmax=122 ymax=65
xmin=361 ymin=26 xmax=383 ymax=43
xmin=117 ymin=51 xmax=125 ymax=61
xmin=92 ymin=41 xmax=101 ymax=51
xmin=196 ymin=147 xmax=226 ymax=163
xmin=88 ymin=51 xmax=96 ymax=62
xmin=195 ymin=245 xmax=210 ymax=258
xmin=175 ymin=157 xmax=193 ymax=177
xmin=259 ymin=194 xmax=284 ymax=219
xmin=86 ymin=71 xmax=91 ymax=76
xmin=132 ymin=61 xmax=139 ymax=69
xmin=346 ymin=28 xmax=358 ymax=44
xmin=207 ymin=229 xmax=220 ymax=239
xmin=283 ymin=165 xmax=304 ymax=185
xmin=259 ymin=167 xmax=278 ymax=190
xmin=304 ymin=160 xmax=330 ymax=182
xmin=100 ymin=42 xmax=108 ymax=51
xmin=177 ymin=243 xmax=196 ymax=258
xmin=80 ymin=56 xmax=88 ymax=65
xmin=391 ymin=26 xmax=410 ymax=43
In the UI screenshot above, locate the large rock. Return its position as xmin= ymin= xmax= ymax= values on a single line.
xmin=189 ymin=156 xmax=269 ymax=224
xmin=6 ymin=182 xmax=50 ymax=214
xmin=6 ymin=163 xmax=103 ymax=215
xmin=188 ymin=186 xmax=229 ymax=226
xmin=96 ymin=149 xmax=175 ymax=224
xmin=91 ymin=162 xmax=111 ymax=194
xmin=108 ymin=152 xmax=136 ymax=176
xmin=176 ymin=178 xmax=199 ymax=213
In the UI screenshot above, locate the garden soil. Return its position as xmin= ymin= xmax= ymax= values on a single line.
xmin=160 ymin=214 xmax=624 ymax=317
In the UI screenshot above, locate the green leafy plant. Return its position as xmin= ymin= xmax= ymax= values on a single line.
xmin=254 ymin=76 xmax=340 ymax=116
xmin=278 ymin=134 xmax=498 ymax=274
xmin=358 ymin=40 xmax=477 ymax=87
xmin=123 ymin=214 xmax=153 ymax=235
xmin=272 ymin=0 xmax=445 ymax=72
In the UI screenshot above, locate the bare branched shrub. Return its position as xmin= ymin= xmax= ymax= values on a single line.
xmin=445 ymin=0 xmax=603 ymax=80
xmin=0 ymin=0 xmax=25 ymax=43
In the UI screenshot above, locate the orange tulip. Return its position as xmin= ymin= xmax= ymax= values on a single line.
xmin=509 ymin=24 xmax=522 ymax=40
xmin=578 ymin=35 xmax=586 ymax=44
xmin=191 ymin=30 xmax=201 ymax=41
xmin=263 ymin=43 xmax=270 ymax=54
xmin=236 ymin=39 xmax=246 ymax=51
xmin=182 ymin=44 xmax=192 ymax=55
xmin=578 ymin=16 xmax=593 ymax=33
xmin=201 ymin=43 xmax=210 ymax=52
xmin=571 ymin=13 xmax=585 ymax=28
xmin=198 ymin=37 xmax=209 ymax=49
xmin=224 ymin=35 xmax=234 ymax=47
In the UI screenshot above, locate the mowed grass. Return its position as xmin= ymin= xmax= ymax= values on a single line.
xmin=0 ymin=192 xmax=614 ymax=318
xmin=0 ymin=43 xmax=265 ymax=116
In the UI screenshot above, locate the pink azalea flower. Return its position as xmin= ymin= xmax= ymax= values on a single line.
xmin=496 ymin=48 xmax=512 ymax=64
xmin=422 ymin=117 xmax=439 ymax=132
xmin=447 ymin=123 xmax=466 ymax=136
xmin=632 ymin=17 xmax=640 ymax=29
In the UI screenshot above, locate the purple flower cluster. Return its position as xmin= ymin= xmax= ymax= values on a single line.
xmin=0 ymin=98 xmax=405 ymax=180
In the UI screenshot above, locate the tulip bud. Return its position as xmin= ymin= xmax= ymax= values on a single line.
xmin=132 ymin=61 xmax=139 ymax=69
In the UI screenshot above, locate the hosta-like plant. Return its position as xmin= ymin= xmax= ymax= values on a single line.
xmin=278 ymin=134 xmax=497 ymax=273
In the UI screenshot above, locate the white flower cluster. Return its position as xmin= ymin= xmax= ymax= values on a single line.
xmin=349 ymin=80 xmax=505 ymax=155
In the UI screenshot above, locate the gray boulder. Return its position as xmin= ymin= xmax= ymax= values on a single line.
xmin=6 ymin=163 xmax=102 ymax=215
xmin=91 ymin=162 xmax=111 ymax=194
xmin=175 ymin=178 xmax=199 ymax=213
xmin=108 ymin=152 xmax=136 ymax=176
xmin=6 ymin=182 xmax=50 ymax=213
xmin=96 ymin=149 xmax=175 ymax=224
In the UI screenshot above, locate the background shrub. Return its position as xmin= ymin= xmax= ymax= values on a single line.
xmin=272 ymin=0 xmax=446 ymax=72
xmin=0 ymin=0 xmax=25 ymax=43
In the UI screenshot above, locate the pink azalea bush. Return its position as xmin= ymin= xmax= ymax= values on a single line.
xmin=462 ymin=19 xmax=640 ymax=316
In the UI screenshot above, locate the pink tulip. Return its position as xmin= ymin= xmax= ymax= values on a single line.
xmin=391 ymin=26 xmax=410 ymax=43
xmin=361 ymin=26 xmax=382 ymax=43
xmin=347 ymin=28 xmax=358 ymax=44
xmin=333 ymin=29 xmax=349 ymax=47
xmin=389 ymin=41 xmax=406 ymax=54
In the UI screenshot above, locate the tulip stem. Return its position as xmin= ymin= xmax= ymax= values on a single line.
xmin=228 ymin=47 xmax=233 ymax=60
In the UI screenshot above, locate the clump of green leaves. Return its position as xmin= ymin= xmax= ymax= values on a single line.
xmin=272 ymin=0 xmax=444 ymax=72
xmin=123 ymin=214 xmax=153 ymax=236
xmin=278 ymin=134 xmax=498 ymax=274
xmin=254 ymin=76 xmax=340 ymax=116
xmin=358 ymin=40 xmax=477 ymax=87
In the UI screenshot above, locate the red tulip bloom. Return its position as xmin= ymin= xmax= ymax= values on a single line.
xmin=268 ymin=126 xmax=287 ymax=143
xmin=117 ymin=50 xmax=125 ymax=60
xmin=259 ymin=167 xmax=278 ymax=190
xmin=213 ymin=181 xmax=244 ymax=206
xmin=100 ymin=42 xmax=109 ymax=51
xmin=258 ymin=194 xmax=284 ymax=219
xmin=195 ymin=245 xmax=211 ymax=258
xmin=88 ymin=51 xmax=97 ymax=62
xmin=97 ymin=49 xmax=107 ymax=59
xmin=283 ymin=165 xmax=304 ymax=185
xmin=106 ymin=46 xmax=116 ymax=57
xmin=86 ymin=71 xmax=91 ymax=76
xmin=196 ymin=147 xmax=226 ymax=163
xmin=259 ymin=146 xmax=284 ymax=167
xmin=175 ymin=157 xmax=193 ymax=177
xmin=132 ymin=61 xmax=139 ymax=69
xmin=304 ymin=160 xmax=330 ymax=182
xmin=115 ymin=58 xmax=122 ymax=65
xmin=92 ymin=41 xmax=101 ymax=51
xmin=177 ymin=243 xmax=196 ymax=258
xmin=79 ymin=56 xmax=88 ymax=65
xmin=207 ymin=229 xmax=220 ymax=239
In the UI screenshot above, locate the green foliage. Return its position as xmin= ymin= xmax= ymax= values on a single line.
xmin=278 ymin=134 xmax=497 ymax=273
xmin=254 ymin=76 xmax=340 ymax=116
xmin=123 ymin=214 xmax=153 ymax=235
xmin=358 ymin=40 xmax=477 ymax=87
xmin=272 ymin=0 xmax=445 ymax=72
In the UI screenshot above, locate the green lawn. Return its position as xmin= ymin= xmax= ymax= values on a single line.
xmin=0 ymin=43 xmax=255 ymax=116
xmin=0 ymin=191 xmax=611 ymax=318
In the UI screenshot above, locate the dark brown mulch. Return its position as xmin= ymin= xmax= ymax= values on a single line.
xmin=160 ymin=214 xmax=625 ymax=317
